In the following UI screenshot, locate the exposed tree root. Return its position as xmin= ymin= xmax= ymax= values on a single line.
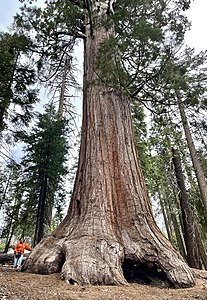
xmin=22 ymin=232 xmax=195 ymax=288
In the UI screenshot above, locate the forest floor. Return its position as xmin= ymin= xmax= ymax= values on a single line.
xmin=1 ymin=264 xmax=207 ymax=300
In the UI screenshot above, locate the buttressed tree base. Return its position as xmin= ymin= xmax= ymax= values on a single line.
xmin=22 ymin=0 xmax=195 ymax=288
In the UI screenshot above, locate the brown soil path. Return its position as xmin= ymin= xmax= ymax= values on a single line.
xmin=0 ymin=265 xmax=207 ymax=300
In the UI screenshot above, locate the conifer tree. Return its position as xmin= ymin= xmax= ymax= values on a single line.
xmin=18 ymin=104 xmax=70 ymax=245
xmin=0 ymin=32 xmax=38 ymax=132
xmin=18 ymin=0 xmax=196 ymax=287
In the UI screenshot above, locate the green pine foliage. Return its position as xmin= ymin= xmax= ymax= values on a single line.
xmin=14 ymin=1 xmax=79 ymax=91
xmin=0 ymin=163 xmax=25 ymax=245
xmin=95 ymin=0 xmax=191 ymax=95
xmin=0 ymin=32 xmax=38 ymax=132
xmin=1 ymin=104 xmax=71 ymax=243
xmin=18 ymin=104 xmax=70 ymax=238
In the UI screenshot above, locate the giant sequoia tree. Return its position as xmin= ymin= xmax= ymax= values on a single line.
xmin=22 ymin=0 xmax=195 ymax=287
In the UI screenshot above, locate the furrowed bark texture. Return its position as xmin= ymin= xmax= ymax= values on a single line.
xmin=23 ymin=1 xmax=194 ymax=288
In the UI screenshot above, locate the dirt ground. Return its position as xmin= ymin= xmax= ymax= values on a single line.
xmin=1 ymin=264 xmax=207 ymax=300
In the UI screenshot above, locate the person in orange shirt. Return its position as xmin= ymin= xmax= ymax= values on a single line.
xmin=14 ymin=238 xmax=32 ymax=270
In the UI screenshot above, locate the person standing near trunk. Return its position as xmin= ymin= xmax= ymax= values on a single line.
xmin=14 ymin=238 xmax=32 ymax=270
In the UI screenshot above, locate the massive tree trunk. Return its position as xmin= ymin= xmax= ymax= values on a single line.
xmin=22 ymin=1 xmax=194 ymax=288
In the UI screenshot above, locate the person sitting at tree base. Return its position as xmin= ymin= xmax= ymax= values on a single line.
xmin=13 ymin=238 xmax=32 ymax=270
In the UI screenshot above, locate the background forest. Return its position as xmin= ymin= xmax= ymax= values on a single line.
xmin=1 ymin=0 xmax=207 ymax=273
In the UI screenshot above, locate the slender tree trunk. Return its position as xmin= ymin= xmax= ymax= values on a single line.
xmin=171 ymin=186 xmax=187 ymax=257
xmin=45 ymin=189 xmax=54 ymax=233
xmin=178 ymin=100 xmax=207 ymax=224
xmin=0 ymin=107 xmax=5 ymax=131
xmin=0 ymin=173 xmax=11 ymax=209
xmin=33 ymin=174 xmax=48 ymax=246
xmin=166 ymin=192 xmax=186 ymax=258
xmin=22 ymin=1 xmax=194 ymax=288
xmin=162 ymin=170 xmax=186 ymax=258
xmin=157 ymin=185 xmax=173 ymax=242
xmin=172 ymin=147 xmax=201 ymax=268
xmin=4 ymin=229 xmax=14 ymax=253
xmin=3 ymin=216 xmax=14 ymax=253
xmin=194 ymin=226 xmax=207 ymax=269
xmin=58 ymin=59 xmax=68 ymax=116
xmin=157 ymin=182 xmax=186 ymax=258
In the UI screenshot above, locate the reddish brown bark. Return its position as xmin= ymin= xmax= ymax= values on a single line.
xmin=22 ymin=1 xmax=194 ymax=288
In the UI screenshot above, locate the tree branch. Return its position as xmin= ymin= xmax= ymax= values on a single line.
xmin=68 ymin=0 xmax=82 ymax=7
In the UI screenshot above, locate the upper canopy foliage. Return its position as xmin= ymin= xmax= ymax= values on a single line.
xmin=13 ymin=0 xmax=192 ymax=97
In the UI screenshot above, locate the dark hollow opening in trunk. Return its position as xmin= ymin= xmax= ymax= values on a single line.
xmin=122 ymin=259 xmax=172 ymax=288
xmin=57 ymin=252 xmax=65 ymax=273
